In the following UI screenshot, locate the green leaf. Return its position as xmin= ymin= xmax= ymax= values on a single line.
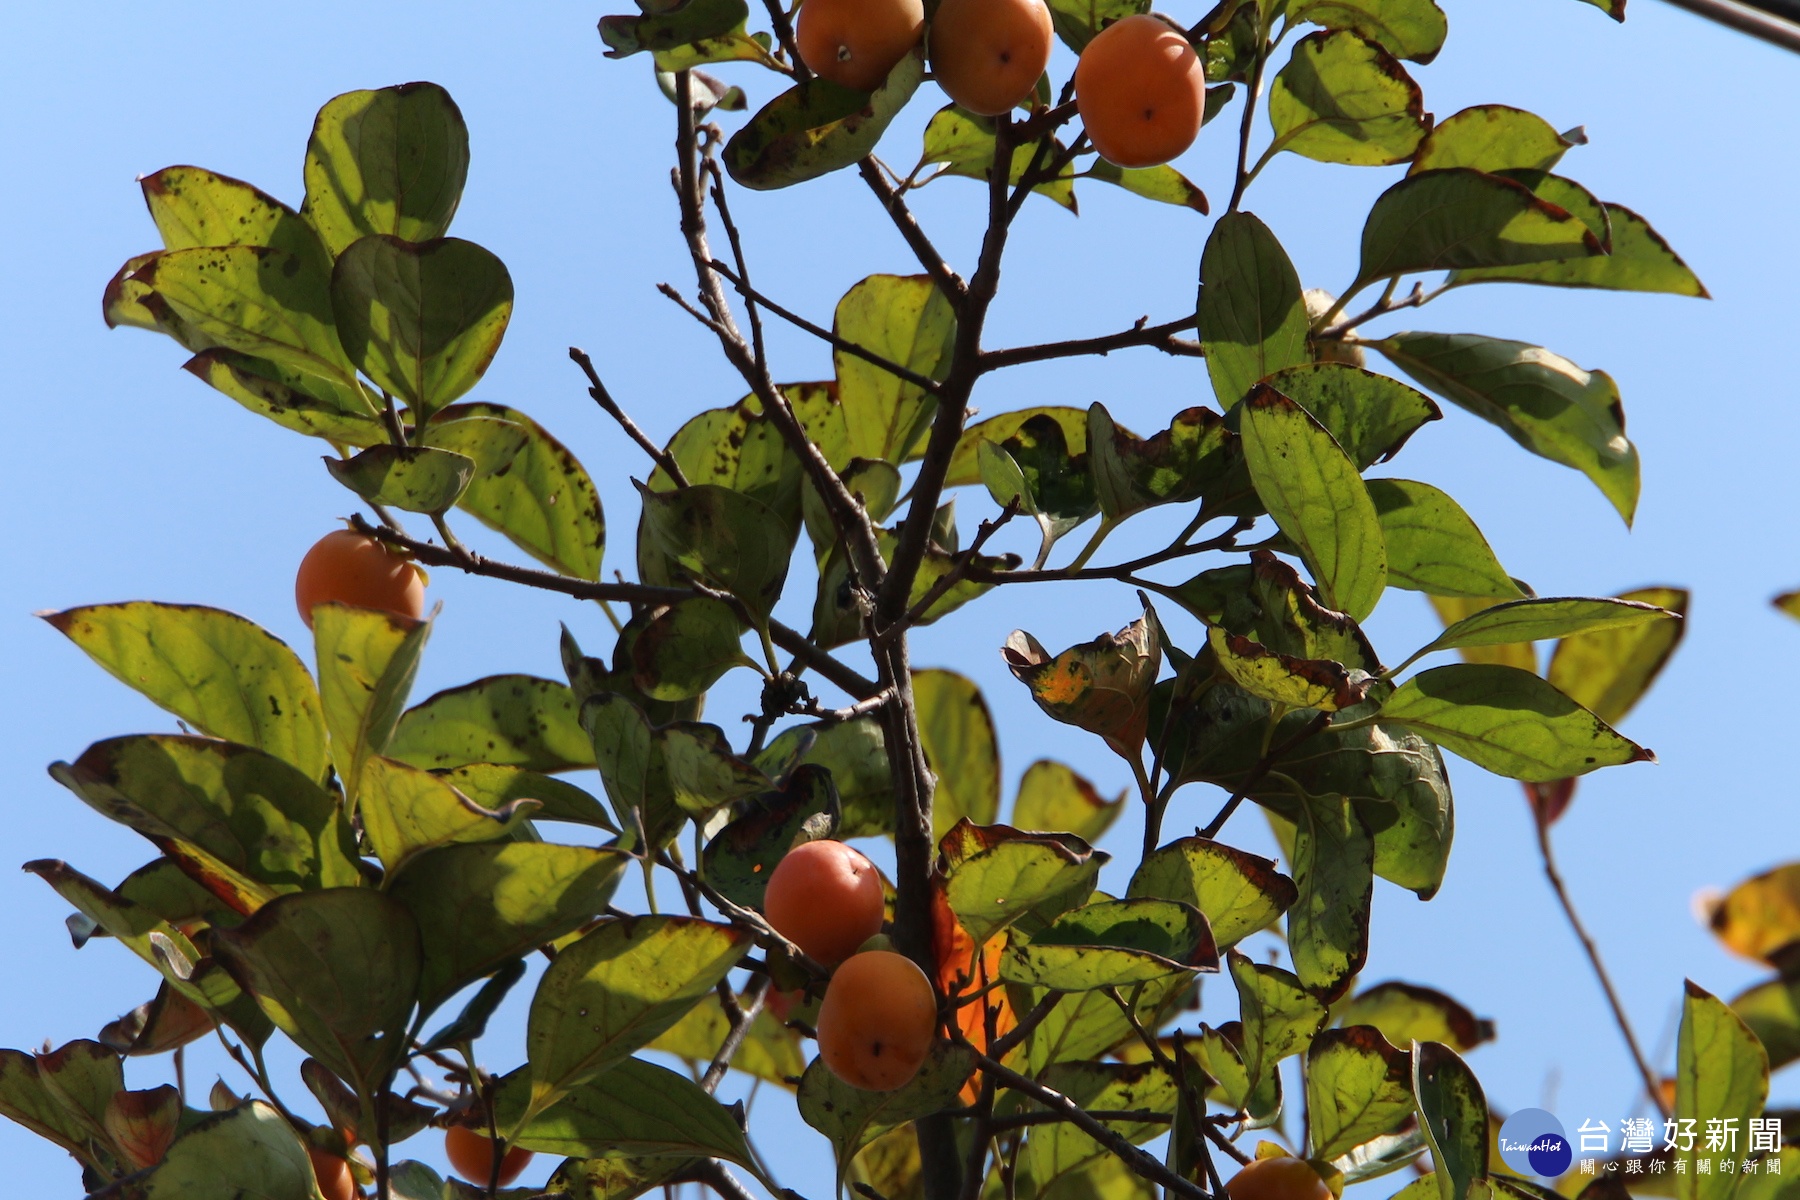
xmin=1573 ymin=0 xmax=1624 ymax=21
xmin=302 ymin=82 xmax=471 ymax=257
xmin=1023 ymin=976 xmax=1190 ymax=1074
xmin=798 ymin=1042 xmax=976 ymax=1180
xmin=915 ymin=669 xmax=1001 ymax=842
xmin=435 ymin=402 xmax=607 ymax=579
xmin=949 ymin=408 xmax=1089 ymax=487
xmin=213 ymin=889 xmax=421 ymax=1096
xmin=1412 ymin=1042 xmax=1488 ymax=1200
xmin=359 ymin=754 xmax=534 ymax=872
xmin=1288 ymin=793 xmax=1373 ymax=998
xmin=1730 ymin=977 xmax=1800 ymax=1072
xmin=1375 ymin=331 xmax=1638 ymax=524
xmin=653 ymin=396 xmax=804 ymax=524
xmin=1546 ymin=585 xmax=1689 ymax=725
xmin=659 ymin=722 xmax=770 ymax=816
xmin=1410 ymin=105 xmax=1576 ymax=175
xmin=977 ymin=415 xmax=1100 ymax=552
xmin=326 ymin=443 xmax=475 ymax=514
xmin=1002 ymin=897 xmax=1217 ymax=990
xmin=134 ymin=246 xmax=355 ymax=388
xmin=630 ymin=596 xmax=752 ymax=701
xmin=599 ymin=0 xmax=750 ymax=57
xmin=331 ymin=235 xmax=513 ymax=420
xmin=436 ymin=764 xmax=616 ymax=830
xmin=1678 ymin=981 xmax=1769 ymax=1200
xmin=1013 ymin=760 xmax=1123 ymax=843
xmin=549 ymin=1155 xmax=695 ymax=1200
xmin=416 ymin=412 xmax=529 ymax=475
xmin=835 ymin=273 xmax=956 ymax=463
xmin=1267 ymin=31 xmax=1429 ymax=166
xmin=941 ymin=820 xmax=1106 ymax=946
xmin=757 ymin=721 xmax=891 ymax=837
xmin=725 ymin=52 xmax=925 ymax=190
xmin=523 ymin=916 xmax=751 ymax=1120
xmin=1356 ymin=169 xmax=1603 ymax=291
xmin=639 ymin=483 xmax=795 ymax=616
xmin=1230 ymin=952 xmax=1329 ymax=1097
xmin=1088 ymin=404 xmax=1248 ymax=523
xmin=50 ymin=734 xmax=359 ymax=891
xmin=700 ymin=764 xmax=839 ymax=908
xmin=44 ymin=603 xmax=328 ymax=782
xmin=1426 ymin=595 xmax=1537 ymax=672
xmin=1200 ymin=212 xmax=1310 ymax=407
xmin=649 ymin=990 xmax=807 ymax=1087
xmin=1046 ymin=0 xmax=1150 ymax=51
xmin=1415 ymin=595 xmax=1676 ymax=661
xmin=1262 ymin=363 xmax=1440 ymax=470
xmin=1239 ymin=385 xmax=1387 ymax=621
xmin=1128 ymin=836 xmax=1297 ymax=949
xmin=1085 ymin=158 xmax=1210 ymax=212
xmin=1208 ymin=626 xmax=1370 ymax=713
xmin=389 ymin=841 xmax=628 ymax=1012
xmin=1368 ymin=479 xmax=1521 ymax=599
xmin=1380 ymin=663 xmax=1649 ymax=780
xmin=1019 ymin=1061 xmax=1179 ymax=1191
xmin=388 ymin=675 xmax=594 ymax=772
xmin=919 ymin=106 xmax=1077 ymax=210
xmin=1288 ymin=0 xmax=1447 ymax=63
xmin=1334 ymin=983 xmax=1494 ymax=1053
xmin=180 ymin=348 xmax=382 ymax=443
xmin=1451 ymin=202 xmax=1707 ymax=296
xmin=139 ymin=1102 xmax=319 ymax=1200
xmin=139 ymin=165 xmax=323 ymax=258
xmin=312 ymin=603 xmax=430 ymax=807
xmin=0 ymin=1046 xmax=115 ymax=1169
xmin=499 ymin=1056 xmax=755 ymax=1163
xmin=1308 ymin=1026 xmax=1413 ymax=1159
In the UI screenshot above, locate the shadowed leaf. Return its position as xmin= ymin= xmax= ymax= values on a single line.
xmin=1129 ymin=837 xmax=1296 ymax=949
xmin=302 ymin=83 xmax=470 ymax=256
xmin=1268 ymin=31 xmax=1429 ymax=166
xmin=389 ymin=675 xmax=594 ymax=772
xmin=1200 ymin=212 xmax=1309 ymax=407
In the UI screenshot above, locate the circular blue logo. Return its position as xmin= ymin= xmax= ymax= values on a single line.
xmin=1498 ymin=1109 xmax=1572 ymax=1177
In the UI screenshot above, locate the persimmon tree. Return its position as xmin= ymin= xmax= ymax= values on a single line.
xmin=10 ymin=0 xmax=1775 ymax=1199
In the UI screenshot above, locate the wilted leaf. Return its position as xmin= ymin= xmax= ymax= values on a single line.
xmin=1706 ymin=864 xmax=1800 ymax=965
xmin=1208 ymin=625 xmax=1369 ymax=712
xmin=1003 ymin=602 xmax=1161 ymax=757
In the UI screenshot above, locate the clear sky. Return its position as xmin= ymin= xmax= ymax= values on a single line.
xmin=3 ymin=0 xmax=1798 ymax=1195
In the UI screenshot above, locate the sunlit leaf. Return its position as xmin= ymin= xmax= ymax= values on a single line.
xmin=498 ymin=1056 xmax=755 ymax=1163
xmin=1289 ymin=0 xmax=1447 ymax=63
xmin=725 ymin=53 xmax=924 ymax=190
xmin=835 ymin=273 xmax=956 ymax=464
xmin=1200 ymin=212 xmax=1309 ymax=407
xmin=1013 ymin=760 xmax=1124 ymax=843
xmin=1262 ymin=363 xmax=1440 ymax=470
xmin=1001 ymin=897 xmax=1218 ymax=990
xmin=1410 ymin=105 xmax=1576 ymax=175
xmin=1369 ymin=479 xmax=1521 ymax=599
xmin=1268 ymin=31 xmax=1429 ymax=166
xmin=312 ymin=602 xmax=430 ymax=807
xmin=915 ymin=669 xmax=1001 ymax=842
xmin=1129 ymin=837 xmax=1296 ymax=949
xmin=1546 ymin=586 xmax=1689 ymax=726
xmin=389 ymin=675 xmax=594 ymax=772
xmin=1334 ymin=982 xmax=1494 ymax=1053
xmin=940 ymin=820 xmax=1106 ymax=946
xmin=797 ymin=1042 xmax=975 ymax=1181
xmin=302 ymin=82 xmax=470 ymax=257
xmin=1677 ymin=983 xmax=1769 ymax=1199
xmin=1413 ymin=1042 xmax=1488 ymax=1200
xmin=1309 ymin=1026 xmax=1413 ymax=1159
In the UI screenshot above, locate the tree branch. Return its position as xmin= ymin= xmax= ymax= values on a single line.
xmin=350 ymin=515 xmax=880 ymax=699
xmin=858 ymin=158 xmax=967 ymax=303
xmin=1199 ymin=711 xmax=1333 ymax=839
xmin=568 ymin=347 xmax=689 ymax=486
xmin=980 ymin=315 xmax=1203 ymax=372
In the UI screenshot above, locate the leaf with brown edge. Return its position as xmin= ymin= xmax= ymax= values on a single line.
xmin=1307 ymin=1026 xmax=1413 ymax=1160
xmin=1088 ymin=403 xmax=1250 ymax=521
xmin=939 ymin=819 xmax=1107 ymax=946
xmin=1129 ymin=837 xmax=1297 ymax=949
xmin=99 ymin=985 xmax=215 ymax=1058
xmin=105 ymin=1085 xmax=181 ymax=1170
xmin=1012 ymin=760 xmax=1124 ymax=843
xmin=1333 ymin=982 xmax=1494 ymax=1052
xmin=1207 ymin=626 xmax=1370 ymax=712
xmin=1003 ymin=600 xmax=1161 ymax=758
xmin=1705 ymin=863 xmax=1800 ymax=967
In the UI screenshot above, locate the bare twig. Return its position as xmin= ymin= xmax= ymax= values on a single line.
xmin=988 ymin=990 xmax=1063 ymax=1060
xmin=702 ymin=976 xmax=771 ymax=1093
xmin=980 ymin=315 xmax=1203 ymax=372
xmin=858 ymin=158 xmax=967 ymax=303
xmin=1536 ymin=819 xmax=1669 ymax=1118
xmin=894 ymin=500 xmax=1022 ymax=631
xmin=706 ymin=258 xmax=944 ymax=394
xmin=986 ymin=1109 xmax=1174 ymax=1132
xmin=569 ymin=347 xmax=689 ymax=486
xmin=350 ymin=514 xmax=879 ymax=699
xmin=965 ymin=515 xmax=1253 ymax=587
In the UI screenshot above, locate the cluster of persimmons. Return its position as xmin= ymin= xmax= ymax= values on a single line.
xmin=796 ymin=0 xmax=1209 ymax=168
xmin=292 ymin=532 xmax=1338 ymax=1195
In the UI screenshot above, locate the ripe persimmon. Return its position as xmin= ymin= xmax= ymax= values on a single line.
xmin=294 ymin=530 xmax=425 ymax=629
xmin=445 ymin=1126 xmax=534 ymax=1187
xmin=1225 ymin=1155 xmax=1332 ymax=1200
xmin=929 ymin=0 xmax=1054 ymax=117
xmin=1073 ymin=14 xmax=1208 ymax=168
xmin=796 ymin=0 xmax=924 ymax=91
xmin=763 ymin=839 xmax=885 ymax=965
xmin=306 ymin=1146 xmax=359 ymax=1200
xmin=815 ymin=949 xmax=938 ymax=1091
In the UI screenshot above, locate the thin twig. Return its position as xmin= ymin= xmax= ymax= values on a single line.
xmin=980 ymin=315 xmax=1203 ymax=372
xmin=988 ymin=990 xmax=1064 ymax=1060
xmin=1537 ymin=818 xmax=1670 ymax=1118
xmin=858 ymin=158 xmax=967 ymax=303
xmin=704 ymin=160 xmax=768 ymax=372
xmin=966 ymin=515 xmax=1252 ymax=587
xmin=350 ymin=514 xmax=879 ymax=699
xmin=569 ymin=347 xmax=690 ymax=486
xmin=702 ymin=976 xmax=771 ymax=1093
xmin=1226 ymin=21 xmax=1272 ymax=214
xmin=986 ymin=1109 xmax=1174 ymax=1132
xmin=706 ymin=258 xmax=943 ymax=394
xmin=1199 ymin=711 xmax=1333 ymax=839
xmin=894 ymin=500 xmax=1022 ymax=631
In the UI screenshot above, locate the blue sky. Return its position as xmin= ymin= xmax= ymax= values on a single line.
xmin=3 ymin=0 xmax=1798 ymax=1195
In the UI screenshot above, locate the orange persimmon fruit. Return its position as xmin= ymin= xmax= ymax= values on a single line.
xmin=444 ymin=1126 xmax=534 ymax=1188
xmin=815 ymin=949 xmax=938 ymax=1091
xmin=1073 ymin=14 xmax=1208 ymax=168
xmin=294 ymin=530 xmax=425 ymax=629
xmin=763 ymin=839 xmax=886 ymax=966
xmin=306 ymin=1146 xmax=359 ymax=1200
xmin=1226 ymin=1155 xmax=1332 ymax=1200
xmin=929 ymin=0 xmax=1055 ymax=117
xmin=796 ymin=0 xmax=925 ymax=91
